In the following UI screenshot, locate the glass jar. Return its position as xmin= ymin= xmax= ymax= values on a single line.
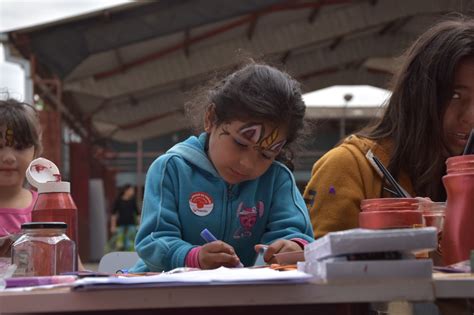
xmin=11 ymin=222 xmax=76 ymax=276
xmin=418 ymin=201 xmax=446 ymax=265
xmin=419 ymin=201 xmax=446 ymax=231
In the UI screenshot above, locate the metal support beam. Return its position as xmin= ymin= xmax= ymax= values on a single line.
xmin=184 ymin=28 xmax=190 ymax=57
xmin=280 ymin=51 xmax=292 ymax=64
xmin=247 ymin=13 xmax=259 ymax=40
xmin=34 ymin=74 xmax=88 ymax=140
xmin=136 ymin=139 xmax=143 ymax=208
xmin=308 ymin=6 xmax=321 ymax=24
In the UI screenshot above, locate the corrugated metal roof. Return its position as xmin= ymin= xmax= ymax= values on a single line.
xmin=7 ymin=0 xmax=473 ymax=143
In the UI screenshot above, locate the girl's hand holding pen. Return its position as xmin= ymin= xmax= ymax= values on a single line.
xmin=255 ymin=239 xmax=302 ymax=264
xmin=199 ymin=241 xmax=242 ymax=269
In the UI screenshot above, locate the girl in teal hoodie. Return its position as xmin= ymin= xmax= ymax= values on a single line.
xmin=132 ymin=63 xmax=314 ymax=272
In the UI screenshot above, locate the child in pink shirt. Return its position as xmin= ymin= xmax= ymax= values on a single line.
xmin=0 ymin=190 xmax=38 ymax=237
xmin=0 ymin=98 xmax=42 ymax=255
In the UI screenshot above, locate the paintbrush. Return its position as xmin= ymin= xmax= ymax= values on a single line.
xmin=463 ymin=128 xmax=474 ymax=155
xmin=371 ymin=155 xmax=411 ymax=198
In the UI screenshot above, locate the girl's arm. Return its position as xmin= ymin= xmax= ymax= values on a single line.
xmin=134 ymin=156 xmax=196 ymax=271
xmin=303 ymin=146 xmax=367 ymax=239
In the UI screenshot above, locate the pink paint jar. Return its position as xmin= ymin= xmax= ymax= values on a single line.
xmin=359 ymin=198 xmax=422 ymax=229
xmin=441 ymin=155 xmax=474 ymax=265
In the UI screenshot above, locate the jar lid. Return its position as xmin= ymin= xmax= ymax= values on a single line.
xmin=21 ymin=222 xmax=67 ymax=229
xmin=361 ymin=198 xmax=420 ymax=212
xmin=25 ymin=157 xmax=70 ymax=193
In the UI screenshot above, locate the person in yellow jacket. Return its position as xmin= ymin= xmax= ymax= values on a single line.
xmin=304 ymin=15 xmax=474 ymax=239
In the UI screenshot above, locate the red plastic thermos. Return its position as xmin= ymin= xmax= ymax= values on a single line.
xmin=441 ymin=155 xmax=474 ymax=265
xmin=26 ymin=158 xmax=79 ymax=271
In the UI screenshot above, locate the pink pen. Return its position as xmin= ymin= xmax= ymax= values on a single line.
xmin=5 ymin=275 xmax=76 ymax=288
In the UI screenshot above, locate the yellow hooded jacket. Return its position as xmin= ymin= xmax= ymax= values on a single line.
xmin=303 ymin=135 xmax=415 ymax=239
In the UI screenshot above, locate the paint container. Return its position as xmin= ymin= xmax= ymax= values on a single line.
xmin=418 ymin=201 xmax=446 ymax=265
xmin=359 ymin=198 xmax=422 ymax=229
xmin=12 ymin=222 xmax=76 ymax=276
xmin=441 ymin=155 xmax=474 ymax=265
xmin=26 ymin=158 xmax=78 ymax=249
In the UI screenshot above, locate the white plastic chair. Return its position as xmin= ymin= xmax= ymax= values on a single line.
xmin=98 ymin=251 xmax=139 ymax=273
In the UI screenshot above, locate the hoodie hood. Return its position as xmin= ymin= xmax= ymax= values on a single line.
xmin=167 ymin=133 xmax=219 ymax=178
xmin=342 ymin=135 xmax=392 ymax=166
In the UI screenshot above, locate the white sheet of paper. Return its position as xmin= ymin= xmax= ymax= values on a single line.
xmin=73 ymin=267 xmax=312 ymax=287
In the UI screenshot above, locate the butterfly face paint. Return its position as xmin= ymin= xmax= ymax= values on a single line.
xmin=207 ymin=120 xmax=288 ymax=184
xmin=238 ymin=122 xmax=286 ymax=158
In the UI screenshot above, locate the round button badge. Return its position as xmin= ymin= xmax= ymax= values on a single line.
xmin=189 ymin=192 xmax=214 ymax=216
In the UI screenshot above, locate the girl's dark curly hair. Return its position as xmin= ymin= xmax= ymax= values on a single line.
xmin=185 ymin=62 xmax=306 ymax=170
xmin=359 ymin=15 xmax=474 ymax=201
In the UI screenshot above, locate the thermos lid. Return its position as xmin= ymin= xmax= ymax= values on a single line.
xmin=26 ymin=157 xmax=71 ymax=193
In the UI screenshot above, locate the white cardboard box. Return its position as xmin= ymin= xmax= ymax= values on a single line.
xmin=305 ymin=227 xmax=437 ymax=262
xmin=301 ymin=259 xmax=433 ymax=282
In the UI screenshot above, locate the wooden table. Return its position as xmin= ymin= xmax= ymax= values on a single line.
xmin=0 ymin=278 xmax=437 ymax=315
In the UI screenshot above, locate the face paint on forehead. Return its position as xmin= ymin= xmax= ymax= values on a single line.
xmin=239 ymin=122 xmax=265 ymax=144
xmin=259 ymin=128 xmax=286 ymax=152
xmin=238 ymin=122 xmax=286 ymax=153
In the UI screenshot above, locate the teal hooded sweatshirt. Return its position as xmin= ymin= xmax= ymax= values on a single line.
xmin=131 ymin=133 xmax=313 ymax=272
